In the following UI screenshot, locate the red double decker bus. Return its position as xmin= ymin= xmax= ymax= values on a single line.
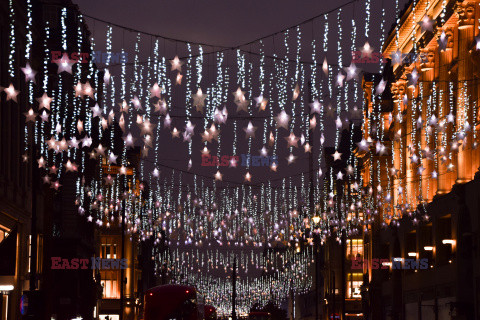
xmin=144 ymin=284 xmax=205 ymax=320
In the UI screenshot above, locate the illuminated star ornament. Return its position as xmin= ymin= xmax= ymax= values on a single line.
xmin=284 ymin=132 xmax=299 ymax=148
xmin=4 ymin=84 xmax=20 ymax=102
xmin=332 ymin=151 xmax=342 ymax=161
xmin=150 ymin=82 xmax=162 ymax=98
xmin=254 ymin=95 xmax=268 ymax=111
xmin=336 ymin=72 xmax=346 ymax=87
xmin=438 ymin=31 xmax=449 ymax=52
xmin=192 ymin=88 xmax=207 ymax=113
xmin=418 ymin=15 xmax=434 ymax=32
xmin=170 ymin=56 xmax=184 ymax=72
xmin=390 ymin=50 xmax=403 ymax=65
xmin=310 ymin=100 xmax=322 ymax=114
xmin=360 ymin=41 xmax=374 ymax=58
xmin=274 ymin=110 xmax=291 ymax=130
xmin=343 ymin=63 xmax=359 ymax=81
xmin=55 ymin=53 xmax=75 ymax=74
xmin=243 ymin=122 xmax=257 ymax=139
xmin=21 ymin=63 xmax=37 ymax=83
xmin=37 ymin=93 xmax=52 ymax=110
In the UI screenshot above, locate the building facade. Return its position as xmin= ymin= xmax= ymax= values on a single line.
xmin=356 ymin=0 xmax=480 ymax=318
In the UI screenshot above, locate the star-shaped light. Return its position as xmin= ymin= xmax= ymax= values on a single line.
xmin=346 ymin=165 xmax=354 ymax=175
xmin=343 ymin=63 xmax=359 ymax=81
xmin=229 ymin=157 xmax=238 ymax=168
xmin=408 ymin=69 xmax=419 ymax=86
xmin=4 ymin=84 xmax=19 ymax=102
xmin=51 ymin=181 xmax=62 ymax=190
xmin=431 ymin=170 xmax=438 ymax=179
xmin=243 ymin=121 xmax=257 ymax=139
xmin=333 ymin=151 xmax=342 ymax=161
xmin=292 ymin=83 xmax=300 ymax=101
xmin=74 ymin=81 xmax=84 ymax=98
xmin=336 ymin=171 xmax=344 ymax=180
xmin=235 ymin=97 xmax=250 ymax=113
xmin=270 ymin=163 xmax=277 ymax=172
xmin=40 ymin=110 xmax=49 ymax=122
xmin=214 ymin=107 xmax=228 ymax=124
xmin=24 ymin=108 xmax=37 ymax=123
xmin=310 ymin=116 xmax=317 ymax=129
xmin=185 ymin=120 xmax=195 ymax=135
xmin=304 ymin=143 xmax=312 ymax=153
xmin=82 ymin=136 xmax=92 ymax=148
xmin=336 ymin=72 xmax=346 ymax=87
xmin=438 ymin=31 xmax=449 ymax=52
xmin=390 ymin=50 xmax=403 ymax=65
xmin=68 ymin=137 xmax=80 ymax=149
xmin=42 ymin=175 xmax=51 ymax=184
xmin=322 ymin=58 xmax=328 ymax=75
xmin=150 ymin=82 xmax=162 ymax=98
xmin=65 ymin=160 xmax=78 ymax=172
xmin=201 ymin=130 xmax=213 ymax=143
xmin=182 ymin=131 xmax=192 ymax=142
xmin=107 ymin=152 xmax=118 ymax=164
xmin=335 ymin=117 xmax=342 ymax=129
xmin=170 ymin=56 xmax=184 ymax=72
xmin=140 ymin=118 xmax=155 ymax=136
xmin=285 ymin=133 xmax=299 ymax=148
xmin=446 ymin=113 xmax=455 ymax=123
xmin=37 ymin=93 xmax=52 ymax=110
xmin=91 ymin=104 xmax=102 ymax=118
xmin=418 ymin=15 xmax=434 ymax=32
xmin=103 ymin=69 xmax=111 ymax=85
xmin=375 ymin=79 xmax=386 ymax=95
xmin=244 ymin=172 xmax=252 ymax=182
xmin=214 ymin=171 xmax=223 ymax=181
xmin=164 ymin=114 xmax=172 ymax=128
xmin=21 ymin=63 xmax=37 ymax=83
xmin=254 ymin=95 xmax=268 ymax=111
xmin=95 ymin=144 xmax=106 ymax=157
xmin=310 ymin=100 xmax=322 ymax=114
xmin=152 ymin=99 xmax=167 ymax=115
xmin=286 ymin=153 xmax=297 ymax=164
xmin=201 ymin=146 xmax=210 ymax=155
xmin=417 ymin=166 xmax=426 ymax=175
xmin=171 ymin=127 xmax=180 ymax=138
xmin=131 ymin=95 xmax=142 ymax=111
xmin=360 ymin=42 xmax=374 ymax=58
xmin=274 ymin=110 xmax=291 ymax=130
xmin=37 ymin=156 xmax=46 ymax=168
xmin=390 ymin=167 xmax=398 ymax=176
xmin=192 ymin=88 xmax=208 ymax=112
xmin=55 ymin=53 xmax=74 ymax=74
xmin=170 ymin=71 xmax=181 ymax=86
xmin=233 ymin=87 xmax=246 ymax=102
xmin=152 ymin=168 xmax=160 ymax=178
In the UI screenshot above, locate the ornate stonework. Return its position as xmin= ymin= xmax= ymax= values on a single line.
xmin=420 ymin=48 xmax=435 ymax=69
xmin=455 ymin=1 xmax=476 ymax=28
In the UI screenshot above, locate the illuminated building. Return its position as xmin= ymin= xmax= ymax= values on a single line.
xmin=356 ymin=0 xmax=480 ymax=318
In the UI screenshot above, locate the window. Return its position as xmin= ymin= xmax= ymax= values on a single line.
xmin=101 ymin=237 xmax=118 ymax=259
xmin=347 ymin=273 xmax=363 ymax=299
xmin=101 ymin=271 xmax=120 ymax=299
xmin=346 ymin=239 xmax=363 ymax=260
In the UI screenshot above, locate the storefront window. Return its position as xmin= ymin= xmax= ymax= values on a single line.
xmin=347 ymin=273 xmax=363 ymax=299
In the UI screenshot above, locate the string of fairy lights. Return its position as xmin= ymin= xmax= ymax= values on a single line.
xmin=5 ymin=0 xmax=480 ymax=315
